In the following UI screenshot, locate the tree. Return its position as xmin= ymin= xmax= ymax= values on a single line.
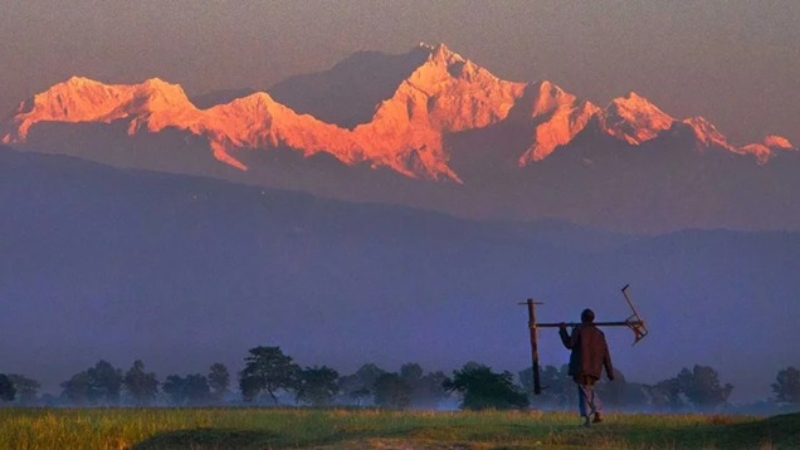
xmin=87 ymin=360 xmax=124 ymax=405
xmin=647 ymin=376 xmax=686 ymax=410
xmin=296 ymin=366 xmax=340 ymax=406
xmin=123 ymin=360 xmax=159 ymax=405
xmin=338 ymin=363 xmax=386 ymax=405
xmin=7 ymin=374 xmax=39 ymax=405
xmin=772 ymin=366 xmax=800 ymax=405
xmin=208 ymin=363 xmax=231 ymax=402
xmin=414 ymin=370 xmax=450 ymax=408
xmin=60 ymin=360 xmax=124 ymax=405
xmin=184 ymin=374 xmax=211 ymax=405
xmin=444 ymin=363 xmax=528 ymax=410
xmin=373 ymin=372 xmax=412 ymax=409
xmin=519 ymin=364 xmax=575 ymax=407
xmin=677 ymin=365 xmax=733 ymax=409
xmin=0 ymin=374 xmax=16 ymax=402
xmin=162 ymin=375 xmax=188 ymax=404
xmin=162 ymin=374 xmax=211 ymax=405
xmin=239 ymin=346 xmax=300 ymax=404
xmin=400 ymin=363 xmax=424 ymax=386
xmin=60 ymin=371 xmax=93 ymax=405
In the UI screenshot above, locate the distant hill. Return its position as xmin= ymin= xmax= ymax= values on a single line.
xmin=1 ymin=147 xmax=798 ymax=401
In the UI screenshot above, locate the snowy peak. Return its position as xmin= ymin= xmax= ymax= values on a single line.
xmin=601 ymin=92 xmax=674 ymax=145
xmin=514 ymin=81 xmax=600 ymax=164
xmin=681 ymin=116 xmax=735 ymax=151
xmin=763 ymin=135 xmax=795 ymax=150
xmin=740 ymin=135 xmax=797 ymax=164
xmin=2 ymin=76 xmax=196 ymax=142
xmin=527 ymin=80 xmax=578 ymax=118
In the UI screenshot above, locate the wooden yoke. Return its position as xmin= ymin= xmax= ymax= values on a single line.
xmin=520 ymin=285 xmax=649 ymax=395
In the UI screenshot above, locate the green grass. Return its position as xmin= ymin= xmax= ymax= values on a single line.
xmin=0 ymin=408 xmax=797 ymax=449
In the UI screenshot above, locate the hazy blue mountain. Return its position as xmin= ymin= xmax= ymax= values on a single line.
xmin=1 ymin=147 xmax=797 ymax=401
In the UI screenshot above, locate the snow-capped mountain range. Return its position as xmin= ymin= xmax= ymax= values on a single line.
xmin=3 ymin=43 xmax=799 ymax=232
xmin=2 ymin=43 xmax=794 ymax=182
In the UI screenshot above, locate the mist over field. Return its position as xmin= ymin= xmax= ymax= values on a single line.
xmin=1 ymin=148 xmax=797 ymax=404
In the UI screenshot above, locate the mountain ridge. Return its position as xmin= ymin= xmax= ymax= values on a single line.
xmin=3 ymin=43 xmax=795 ymax=182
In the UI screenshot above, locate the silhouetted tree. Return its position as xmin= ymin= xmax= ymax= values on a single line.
xmin=162 ymin=374 xmax=211 ymax=405
xmin=596 ymin=368 xmax=634 ymax=407
xmin=208 ymin=363 xmax=231 ymax=402
xmin=519 ymin=364 xmax=575 ymax=407
xmin=0 ymin=374 xmax=16 ymax=402
xmin=87 ymin=360 xmax=124 ymax=404
xmin=295 ymin=366 xmax=339 ymax=406
xmin=60 ymin=360 xmax=123 ymax=405
xmin=400 ymin=363 xmax=424 ymax=386
xmin=646 ymin=376 xmax=686 ymax=410
xmin=677 ymin=365 xmax=733 ymax=409
xmin=772 ymin=366 xmax=800 ymax=406
xmin=60 ymin=371 xmax=93 ymax=405
xmin=162 ymin=375 xmax=187 ymax=404
xmin=123 ymin=360 xmax=159 ymax=405
xmin=339 ymin=363 xmax=386 ymax=405
xmin=374 ymin=372 xmax=412 ymax=409
xmin=444 ymin=362 xmax=528 ymax=410
xmin=7 ymin=374 xmax=39 ymax=405
xmin=239 ymin=346 xmax=300 ymax=404
xmin=415 ymin=370 xmax=450 ymax=408
xmin=184 ymin=374 xmax=211 ymax=405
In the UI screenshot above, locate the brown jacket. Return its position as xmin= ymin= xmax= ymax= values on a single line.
xmin=559 ymin=324 xmax=614 ymax=383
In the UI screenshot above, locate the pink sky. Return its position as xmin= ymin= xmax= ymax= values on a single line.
xmin=1 ymin=0 xmax=797 ymax=146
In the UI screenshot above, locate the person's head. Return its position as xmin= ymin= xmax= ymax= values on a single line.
xmin=581 ymin=308 xmax=595 ymax=324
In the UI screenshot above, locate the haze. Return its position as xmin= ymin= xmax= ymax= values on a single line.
xmin=1 ymin=0 xmax=798 ymax=146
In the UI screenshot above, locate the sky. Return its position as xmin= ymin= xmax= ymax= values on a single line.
xmin=1 ymin=0 xmax=798 ymax=145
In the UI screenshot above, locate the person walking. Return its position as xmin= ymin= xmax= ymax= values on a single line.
xmin=559 ymin=308 xmax=614 ymax=427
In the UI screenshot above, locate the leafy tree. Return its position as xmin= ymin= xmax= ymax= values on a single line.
xmin=373 ymin=372 xmax=412 ymax=409
xmin=396 ymin=363 xmax=450 ymax=408
xmin=7 ymin=374 xmax=39 ymax=405
xmin=60 ymin=371 xmax=93 ymax=405
xmin=596 ymin=368 xmax=631 ymax=407
xmin=60 ymin=360 xmax=124 ymax=405
xmin=184 ymin=374 xmax=211 ymax=405
xmin=414 ymin=370 xmax=450 ymax=408
xmin=772 ymin=366 xmax=800 ymax=405
xmin=444 ymin=362 xmax=528 ymax=410
xmin=676 ymin=365 xmax=733 ymax=409
xmin=646 ymin=376 xmax=686 ymax=410
xmin=123 ymin=360 xmax=159 ymax=405
xmin=519 ymin=364 xmax=576 ymax=407
xmin=0 ymin=374 xmax=16 ymax=402
xmin=338 ymin=363 xmax=386 ymax=405
xmin=296 ymin=366 xmax=340 ymax=406
xmin=87 ymin=360 xmax=124 ymax=404
xmin=162 ymin=375 xmax=188 ymax=404
xmin=400 ymin=363 xmax=424 ymax=386
xmin=162 ymin=374 xmax=211 ymax=405
xmin=239 ymin=346 xmax=300 ymax=404
xmin=208 ymin=363 xmax=231 ymax=402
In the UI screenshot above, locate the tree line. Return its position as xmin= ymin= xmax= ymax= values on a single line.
xmin=1 ymin=346 xmax=798 ymax=412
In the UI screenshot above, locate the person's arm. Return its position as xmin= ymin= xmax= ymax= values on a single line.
xmin=559 ymin=324 xmax=579 ymax=349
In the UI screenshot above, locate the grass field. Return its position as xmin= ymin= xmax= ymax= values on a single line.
xmin=0 ymin=408 xmax=798 ymax=449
